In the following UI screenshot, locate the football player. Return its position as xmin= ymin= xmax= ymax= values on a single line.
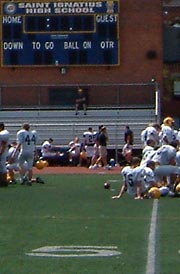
xmin=159 ymin=116 xmax=175 ymax=145
xmin=82 ymin=127 xmax=96 ymax=166
xmin=68 ymin=137 xmax=82 ymax=166
xmin=6 ymin=141 xmax=20 ymax=184
xmin=146 ymin=142 xmax=180 ymax=187
xmin=141 ymin=123 xmax=161 ymax=148
xmin=0 ymin=123 xmax=10 ymax=187
xmin=12 ymin=123 xmax=38 ymax=185
xmin=112 ymin=158 xmax=157 ymax=200
xmin=140 ymin=139 xmax=156 ymax=167
xmin=41 ymin=138 xmax=56 ymax=157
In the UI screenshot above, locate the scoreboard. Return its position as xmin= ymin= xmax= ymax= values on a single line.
xmin=1 ymin=1 xmax=119 ymax=67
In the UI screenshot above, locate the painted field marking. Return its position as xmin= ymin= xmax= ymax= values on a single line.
xmin=146 ymin=199 xmax=159 ymax=274
xmin=26 ymin=245 xmax=121 ymax=258
xmin=106 ymin=180 xmax=120 ymax=183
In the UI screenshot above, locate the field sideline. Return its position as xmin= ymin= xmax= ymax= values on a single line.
xmin=33 ymin=165 xmax=122 ymax=175
xmin=1 ymin=169 xmax=180 ymax=274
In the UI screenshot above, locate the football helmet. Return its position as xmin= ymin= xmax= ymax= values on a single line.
xmin=148 ymin=187 xmax=161 ymax=199
xmin=163 ymin=116 xmax=175 ymax=127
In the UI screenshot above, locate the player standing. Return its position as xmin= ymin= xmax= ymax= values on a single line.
xmin=13 ymin=123 xmax=38 ymax=185
xmin=82 ymin=127 xmax=96 ymax=167
xmin=92 ymin=126 xmax=109 ymax=169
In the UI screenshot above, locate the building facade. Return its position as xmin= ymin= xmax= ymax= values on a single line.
xmin=0 ymin=0 xmax=179 ymax=124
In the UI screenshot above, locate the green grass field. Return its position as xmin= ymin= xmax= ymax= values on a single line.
xmin=0 ymin=173 xmax=180 ymax=274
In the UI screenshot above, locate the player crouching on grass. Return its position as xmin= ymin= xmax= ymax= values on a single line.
xmin=112 ymin=158 xmax=158 ymax=200
xmin=6 ymin=141 xmax=19 ymax=184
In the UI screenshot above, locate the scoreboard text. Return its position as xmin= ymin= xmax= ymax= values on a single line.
xmin=1 ymin=1 xmax=119 ymax=67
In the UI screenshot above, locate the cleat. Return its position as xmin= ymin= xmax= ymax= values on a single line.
xmin=168 ymin=191 xmax=176 ymax=197
xmin=36 ymin=177 xmax=45 ymax=184
xmin=104 ymin=165 xmax=112 ymax=170
xmin=91 ymin=164 xmax=98 ymax=169
xmin=21 ymin=177 xmax=31 ymax=186
xmin=21 ymin=177 xmax=28 ymax=185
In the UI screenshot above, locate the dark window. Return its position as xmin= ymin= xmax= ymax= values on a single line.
xmin=163 ymin=25 xmax=180 ymax=63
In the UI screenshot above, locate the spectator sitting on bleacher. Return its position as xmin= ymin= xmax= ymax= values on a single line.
xmin=75 ymin=88 xmax=87 ymax=115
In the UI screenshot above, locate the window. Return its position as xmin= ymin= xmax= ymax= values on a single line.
xmin=163 ymin=25 xmax=180 ymax=63
xmin=173 ymin=80 xmax=180 ymax=96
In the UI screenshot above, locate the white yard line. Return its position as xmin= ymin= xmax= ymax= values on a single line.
xmin=146 ymin=199 xmax=159 ymax=274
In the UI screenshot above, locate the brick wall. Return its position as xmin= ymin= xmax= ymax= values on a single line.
xmin=0 ymin=0 xmax=163 ymax=107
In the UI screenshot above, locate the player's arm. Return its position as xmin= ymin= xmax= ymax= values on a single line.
xmin=11 ymin=143 xmax=21 ymax=159
xmin=112 ymin=182 xmax=127 ymax=199
xmin=134 ymin=181 xmax=143 ymax=199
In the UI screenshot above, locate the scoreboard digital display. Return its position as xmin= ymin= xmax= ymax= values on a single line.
xmin=1 ymin=1 xmax=119 ymax=67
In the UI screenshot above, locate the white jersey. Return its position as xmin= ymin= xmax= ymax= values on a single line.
xmin=140 ymin=149 xmax=156 ymax=167
xmin=124 ymin=165 xmax=155 ymax=197
xmin=121 ymin=166 xmax=145 ymax=197
xmin=121 ymin=165 xmax=133 ymax=179
xmin=141 ymin=126 xmax=159 ymax=147
xmin=142 ymin=166 xmax=156 ymax=189
xmin=159 ymin=125 xmax=174 ymax=145
xmin=83 ymin=130 xmax=96 ymax=158
xmin=176 ymin=150 xmax=180 ymax=167
xmin=121 ymin=166 xmax=135 ymax=196
xmin=0 ymin=129 xmax=10 ymax=156
xmin=7 ymin=146 xmax=19 ymax=162
xmin=41 ymin=140 xmax=54 ymax=156
xmin=140 ymin=146 xmax=155 ymax=165
xmin=69 ymin=142 xmax=81 ymax=157
xmin=6 ymin=146 xmax=20 ymax=171
xmin=17 ymin=129 xmax=38 ymax=153
xmin=133 ymin=166 xmax=155 ymax=192
xmin=83 ymin=130 xmax=95 ymax=146
xmin=151 ymin=144 xmax=176 ymax=165
xmin=142 ymin=145 xmax=154 ymax=156
xmin=176 ymin=131 xmax=180 ymax=143
xmin=132 ymin=166 xmax=145 ymax=184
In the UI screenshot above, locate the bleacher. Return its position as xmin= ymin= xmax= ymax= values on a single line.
xmin=1 ymin=107 xmax=157 ymax=149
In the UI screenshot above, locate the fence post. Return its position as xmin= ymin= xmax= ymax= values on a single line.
xmin=154 ymin=80 xmax=161 ymax=124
